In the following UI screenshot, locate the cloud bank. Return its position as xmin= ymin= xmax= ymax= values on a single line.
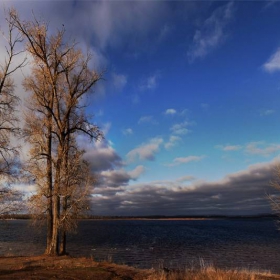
xmin=91 ymin=159 xmax=278 ymax=216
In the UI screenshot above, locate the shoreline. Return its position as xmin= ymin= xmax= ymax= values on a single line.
xmin=0 ymin=255 xmax=280 ymax=280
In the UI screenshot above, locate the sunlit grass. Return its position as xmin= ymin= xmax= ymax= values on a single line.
xmin=148 ymin=262 xmax=274 ymax=280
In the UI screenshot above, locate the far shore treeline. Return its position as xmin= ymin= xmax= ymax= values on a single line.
xmin=1 ymin=214 xmax=278 ymax=220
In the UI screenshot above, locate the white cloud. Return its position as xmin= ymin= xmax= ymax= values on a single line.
xmin=112 ymin=72 xmax=127 ymax=91
xmin=246 ymin=142 xmax=280 ymax=157
xmin=263 ymin=48 xmax=280 ymax=73
xmin=129 ymin=165 xmax=145 ymax=179
xmin=122 ymin=128 xmax=133 ymax=135
xmin=165 ymin=135 xmax=181 ymax=150
xmin=216 ymin=144 xmax=242 ymax=151
xmin=170 ymin=121 xmax=193 ymax=135
xmin=138 ymin=115 xmax=158 ymax=125
xmin=165 ymin=108 xmax=177 ymax=115
xmin=126 ymin=137 xmax=163 ymax=163
xmin=188 ymin=2 xmax=234 ymax=62
xmin=167 ymin=155 xmax=205 ymax=167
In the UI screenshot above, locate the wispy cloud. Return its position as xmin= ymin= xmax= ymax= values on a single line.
xmin=188 ymin=2 xmax=234 ymax=62
xmin=165 ymin=135 xmax=181 ymax=150
xmin=176 ymin=175 xmax=196 ymax=183
xmin=167 ymin=155 xmax=205 ymax=167
xmin=158 ymin=24 xmax=172 ymax=42
xmin=122 ymin=128 xmax=133 ymax=135
xmin=246 ymin=142 xmax=280 ymax=157
xmin=112 ymin=72 xmax=127 ymax=91
xmin=263 ymin=0 xmax=278 ymax=10
xmin=263 ymin=48 xmax=280 ymax=73
xmin=260 ymin=109 xmax=275 ymax=116
xmin=201 ymin=103 xmax=209 ymax=109
xmin=170 ymin=121 xmax=194 ymax=135
xmin=138 ymin=115 xmax=158 ymax=125
xmin=126 ymin=137 xmax=163 ymax=163
xmin=139 ymin=73 xmax=160 ymax=91
xmin=216 ymin=144 xmax=242 ymax=151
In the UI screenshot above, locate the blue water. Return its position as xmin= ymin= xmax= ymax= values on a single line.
xmin=1 ymin=219 xmax=280 ymax=273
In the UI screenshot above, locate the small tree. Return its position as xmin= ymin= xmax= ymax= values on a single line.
xmin=0 ymin=187 xmax=22 ymax=217
xmin=270 ymin=165 xmax=280 ymax=221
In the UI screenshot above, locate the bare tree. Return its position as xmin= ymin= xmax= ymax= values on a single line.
xmin=10 ymin=9 xmax=102 ymax=255
xmin=270 ymin=165 xmax=280 ymax=223
xmin=0 ymin=10 xmax=26 ymax=217
xmin=0 ymin=187 xmax=22 ymax=217
xmin=0 ymin=10 xmax=25 ymax=178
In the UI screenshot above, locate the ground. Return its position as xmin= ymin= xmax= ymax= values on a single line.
xmin=1 ymin=255 xmax=280 ymax=280
xmin=0 ymin=255 xmax=152 ymax=280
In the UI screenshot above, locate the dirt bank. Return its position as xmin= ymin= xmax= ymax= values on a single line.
xmin=0 ymin=255 xmax=152 ymax=280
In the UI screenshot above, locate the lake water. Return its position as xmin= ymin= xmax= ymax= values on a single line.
xmin=1 ymin=219 xmax=280 ymax=273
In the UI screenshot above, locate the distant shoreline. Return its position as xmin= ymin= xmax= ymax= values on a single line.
xmin=0 ymin=214 xmax=278 ymax=221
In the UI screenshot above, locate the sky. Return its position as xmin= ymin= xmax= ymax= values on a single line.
xmin=1 ymin=0 xmax=280 ymax=216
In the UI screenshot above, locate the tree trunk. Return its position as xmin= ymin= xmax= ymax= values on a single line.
xmin=59 ymin=198 xmax=67 ymax=256
xmin=49 ymin=157 xmax=61 ymax=256
xmin=49 ymin=194 xmax=60 ymax=255
xmin=45 ymin=114 xmax=53 ymax=254
xmin=59 ymin=126 xmax=69 ymax=255
xmin=59 ymin=231 xmax=66 ymax=255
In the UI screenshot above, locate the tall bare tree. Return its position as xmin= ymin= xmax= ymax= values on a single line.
xmin=10 ymin=9 xmax=102 ymax=255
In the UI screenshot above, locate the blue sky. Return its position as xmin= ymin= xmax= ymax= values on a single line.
xmin=3 ymin=0 xmax=280 ymax=216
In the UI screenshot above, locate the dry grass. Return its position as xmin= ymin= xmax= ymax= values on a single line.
xmin=148 ymin=264 xmax=278 ymax=280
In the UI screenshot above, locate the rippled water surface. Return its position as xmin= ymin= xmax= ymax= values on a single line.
xmin=1 ymin=219 xmax=280 ymax=273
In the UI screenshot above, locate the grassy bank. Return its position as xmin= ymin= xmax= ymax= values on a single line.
xmin=150 ymin=266 xmax=280 ymax=280
xmin=0 ymin=255 xmax=279 ymax=280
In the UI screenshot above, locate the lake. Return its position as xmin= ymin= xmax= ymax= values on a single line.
xmin=1 ymin=219 xmax=280 ymax=273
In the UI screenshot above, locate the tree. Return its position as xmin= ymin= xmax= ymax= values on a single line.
xmin=0 ymin=10 xmax=25 ymax=217
xmin=10 ymin=9 xmax=102 ymax=255
xmin=270 ymin=166 xmax=280 ymax=221
xmin=0 ymin=10 xmax=25 ymax=178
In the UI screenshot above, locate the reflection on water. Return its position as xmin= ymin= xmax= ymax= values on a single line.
xmin=1 ymin=219 xmax=280 ymax=273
